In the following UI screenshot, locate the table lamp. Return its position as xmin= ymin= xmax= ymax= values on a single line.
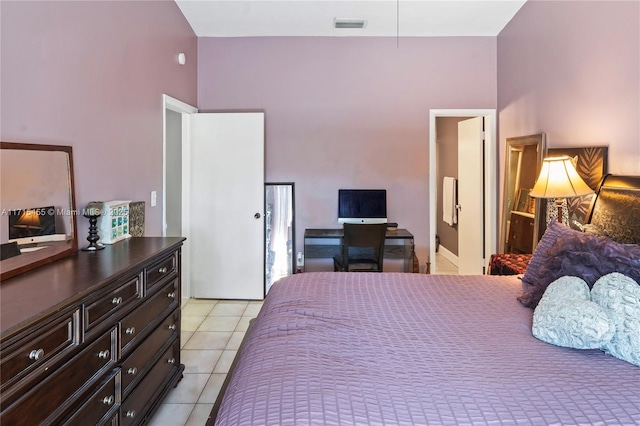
xmin=529 ymin=155 xmax=594 ymax=225
xmin=16 ymin=209 xmax=42 ymax=236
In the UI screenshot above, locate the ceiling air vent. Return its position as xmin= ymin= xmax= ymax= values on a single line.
xmin=334 ymin=19 xmax=367 ymax=29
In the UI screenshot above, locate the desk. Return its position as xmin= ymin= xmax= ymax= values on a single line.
xmin=304 ymin=228 xmax=415 ymax=272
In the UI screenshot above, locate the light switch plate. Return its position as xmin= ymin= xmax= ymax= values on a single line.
xmin=151 ymin=191 xmax=157 ymax=207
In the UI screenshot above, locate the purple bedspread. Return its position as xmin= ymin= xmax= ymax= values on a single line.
xmin=215 ymin=272 xmax=640 ymax=425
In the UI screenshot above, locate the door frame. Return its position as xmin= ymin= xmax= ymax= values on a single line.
xmin=162 ymin=94 xmax=197 ymax=304
xmin=428 ymin=109 xmax=497 ymax=274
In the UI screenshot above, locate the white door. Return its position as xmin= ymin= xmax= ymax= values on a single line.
xmin=191 ymin=113 xmax=265 ymax=299
xmin=457 ymin=117 xmax=484 ymax=274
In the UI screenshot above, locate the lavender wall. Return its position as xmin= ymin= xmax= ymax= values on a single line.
xmin=498 ymin=0 xmax=640 ymax=178
xmin=198 ymin=37 xmax=497 ymax=268
xmin=1 ymin=0 xmax=197 ymax=243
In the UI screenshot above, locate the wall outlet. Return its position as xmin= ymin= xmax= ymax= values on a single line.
xmin=296 ymin=251 xmax=304 ymax=267
xmin=150 ymin=191 xmax=157 ymax=207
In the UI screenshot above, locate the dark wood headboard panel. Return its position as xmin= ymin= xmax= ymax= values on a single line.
xmin=585 ymin=174 xmax=640 ymax=244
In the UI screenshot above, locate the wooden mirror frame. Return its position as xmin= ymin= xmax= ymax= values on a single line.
xmin=0 ymin=142 xmax=78 ymax=281
xmin=500 ymin=134 xmax=546 ymax=254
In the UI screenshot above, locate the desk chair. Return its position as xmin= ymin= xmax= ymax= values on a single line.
xmin=333 ymin=223 xmax=387 ymax=272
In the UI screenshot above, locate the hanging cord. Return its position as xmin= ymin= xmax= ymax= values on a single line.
xmin=397 ymin=0 xmax=400 ymax=48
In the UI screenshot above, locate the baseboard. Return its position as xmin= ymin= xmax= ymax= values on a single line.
xmin=438 ymin=245 xmax=459 ymax=267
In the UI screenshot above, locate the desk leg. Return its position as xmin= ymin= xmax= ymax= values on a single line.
xmin=402 ymin=240 xmax=415 ymax=273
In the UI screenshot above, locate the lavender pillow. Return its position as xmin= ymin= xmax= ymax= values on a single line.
xmin=518 ymin=221 xmax=640 ymax=308
xmin=517 ymin=221 xmax=577 ymax=308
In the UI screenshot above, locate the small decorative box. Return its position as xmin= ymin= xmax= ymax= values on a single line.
xmin=97 ymin=200 xmax=131 ymax=244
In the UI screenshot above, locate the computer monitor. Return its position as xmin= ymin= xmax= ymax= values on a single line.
xmin=338 ymin=189 xmax=387 ymax=224
xmin=8 ymin=206 xmax=60 ymax=245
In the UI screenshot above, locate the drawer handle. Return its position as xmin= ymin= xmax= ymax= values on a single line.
xmin=102 ymin=395 xmax=114 ymax=406
xmin=29 ymin=348 xmax=45 ymax=361
xmin=167 ymin=358 xmax=176 ymax=365
xmin=168 ymin=324 xmax=176 ymax=331
xmin=158 ymin=266 xmax=168 ymax=274
xmin=112 ymin=296 xmax=123 ymax=305
xmin=125 ymin=327 xmax=136 ymax=335
xmin=127 ymin=367 xmax=138 ymax=375
xmin=126 ymin=410 xmax=136 ymax=418
xmin=167 ymin=292 xmax=176 ymax=299
xmin=98 ymin=350 xmax=110 ymax=359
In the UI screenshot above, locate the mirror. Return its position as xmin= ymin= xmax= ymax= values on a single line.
xmin=501 ymin=134 xmax=546 ymax=254
xmin=265 ymin=183 xmax=295 ymax=294
xmin=1 ymin=142 xmax=78 ymax=281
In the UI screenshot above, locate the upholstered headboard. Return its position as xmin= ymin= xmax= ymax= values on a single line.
xmin=584 ymin=174 xmax=640 ymax=245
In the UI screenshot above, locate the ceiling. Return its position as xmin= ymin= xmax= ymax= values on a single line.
xmin=175 ymin=0 xmax=527 ymax=38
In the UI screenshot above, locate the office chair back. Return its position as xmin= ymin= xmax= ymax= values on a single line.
xmin=334 ymin=223 xmax=387 ymax=272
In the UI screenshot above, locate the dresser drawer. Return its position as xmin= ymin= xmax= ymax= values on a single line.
xmin=64 ymin=370 xmax=119 ymax=426
xmin=1 ymin=309 xmax=79 ymax=395
xmin=145 ymin=251 xmax=177 ymax=293
xmin=84 ymin=275 xmax=142 ymax=333
xmin=0 ymin=328 xmax=117 ymax=425
xmin=120 ymin=340 xmax=180 ymax=426
xmin=508 ymin=212 xmax=534 ymax=253
xmin=121 ymin=279 xmax=178 ymax=357
xmin=121 ymin=310 xmax=179 ymax=397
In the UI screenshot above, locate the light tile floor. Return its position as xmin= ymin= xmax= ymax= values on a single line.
xmin=147 ymin=299 xmax=263 ymax=426
xmin=435 ymin=252 xmax=459 ymax=274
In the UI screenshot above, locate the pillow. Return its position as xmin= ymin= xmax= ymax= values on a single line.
xmin=591 ymin=273 xmax=640 ymax=367
xmin=532 ymin=276 xmax=614 ymax=349
xmin=518 ymin=221 xmax=640 ymax=308
xmin=518 ymin=221 xmax=580 ymax=308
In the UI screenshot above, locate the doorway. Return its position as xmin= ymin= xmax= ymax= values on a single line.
xmin=429 ymin=109 xmax=497 ymax=275
xmin=162 ymin=95 xmax=197 ymax=304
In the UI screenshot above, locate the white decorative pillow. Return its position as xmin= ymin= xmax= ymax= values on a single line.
xmin=532 ymin=276 xmax=615 ymax=349
xmin=591 ymin=273 xmax=640 ymax=367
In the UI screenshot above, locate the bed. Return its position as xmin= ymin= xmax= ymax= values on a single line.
xmin=209 ymin=174 xmax=640 ymax=425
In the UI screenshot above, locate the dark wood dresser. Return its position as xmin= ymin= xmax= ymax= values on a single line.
xmin=506 ymin=211 xmax=535 ymax=254
xmin=0 ymin=237 xmax=185 ymax=425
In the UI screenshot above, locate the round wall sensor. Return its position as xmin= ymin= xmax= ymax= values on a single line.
xmin=177 ymin=53 xmax=186 ymax=65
